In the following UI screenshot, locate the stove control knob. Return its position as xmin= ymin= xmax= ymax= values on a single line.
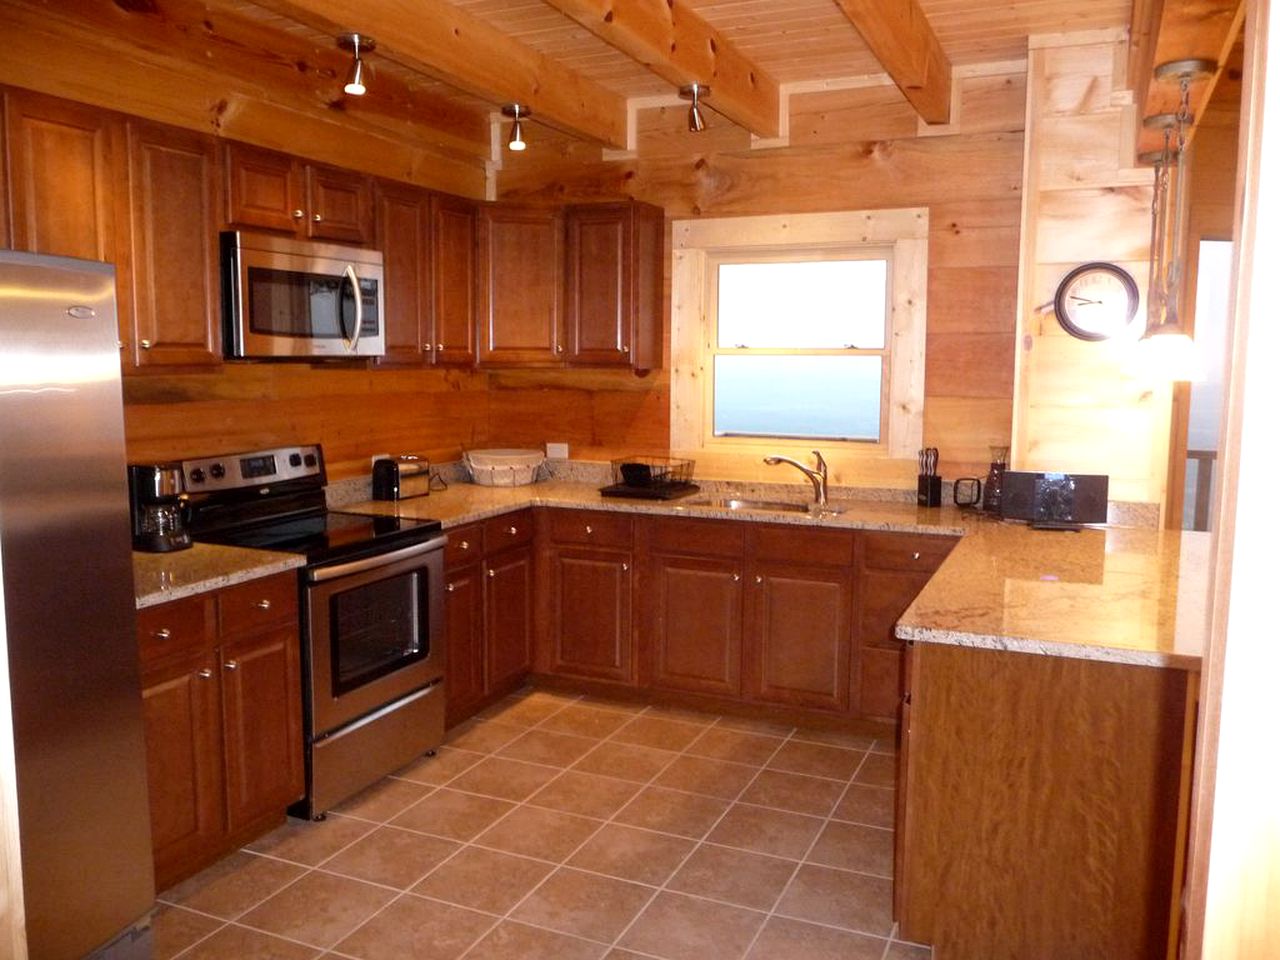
xmin=189 ymin=468 xmax=206 ymax=484
xmin=289 ymin=453 xmax=303 ymax=467
xmin=303 ymin=453 xmax=317 ymax=467
xmin=210 ymin=463 xmax=226 ymax=479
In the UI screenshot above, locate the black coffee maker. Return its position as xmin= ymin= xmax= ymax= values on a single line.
xmin=128 ymin=463 xmax=193 ymax=552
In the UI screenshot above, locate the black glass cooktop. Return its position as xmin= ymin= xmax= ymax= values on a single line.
xmin=197 ymin=510 xmax=443 ymax=565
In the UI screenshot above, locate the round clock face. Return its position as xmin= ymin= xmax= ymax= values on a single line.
xmin=1053 ymin=262 xmax=1140 ymax=341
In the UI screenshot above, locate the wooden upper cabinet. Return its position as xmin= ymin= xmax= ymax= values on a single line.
xmin=564 ymin=201 xmax=664 ymax=370
xmin=478 ymin=204 xmax=563 ymax=365
xmin=125 ymin=120 xmax=222 ymax=369
xmin=5 ymin=89 xmax=123 ymax=265
xmin=432 ymin=193 xmax=479 ymax=365
xmin=225 ymin=143 xmax=372 ymax=244
xmin=375 ymin=182 xmax=431 ymax=365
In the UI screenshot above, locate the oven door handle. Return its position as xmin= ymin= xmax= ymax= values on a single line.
xmin=342 ymin=263 xmax=363 ymax=353
xmin=307 ymin=534 xmax=447 ymax=583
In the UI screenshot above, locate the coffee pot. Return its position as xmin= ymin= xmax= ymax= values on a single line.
xmin=128 ymin=463 xmax=193 ymax=552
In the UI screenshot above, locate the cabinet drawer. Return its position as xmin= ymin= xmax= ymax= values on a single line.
xmin=137 ymin=595 xmax=213 ymax=666
xmin=446 ymin=523 xmax=485 ymax=567
xmin=217 ymin=573 xmax=297 ymax=636
xmin=548 ymin=509 xmax=632 ymax=548
xmin=641 ymin=516 xmax=744 ymax=558
xmin=485 ymin=510 xmax=533 ymax=550
xmin=750 ymin=524 xmax=855 ymax=566
xmin=862 ymin=533 xmax=956 ymax=573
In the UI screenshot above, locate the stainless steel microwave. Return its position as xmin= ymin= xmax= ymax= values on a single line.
xmin=221 ymin=230 xmax=385 ymax=359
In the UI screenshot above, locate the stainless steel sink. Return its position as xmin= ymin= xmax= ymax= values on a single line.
xmin=691 ymin=497 xmax=814 ymax=514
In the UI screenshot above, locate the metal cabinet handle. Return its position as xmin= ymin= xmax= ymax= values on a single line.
xmin=755 ymin=575 xmax=763 ymax=584
xmin=196 ymin=668 xmax=213 ymax=679
xmin=622 ymin=345 xmax=630 ymax=353
xmin=423 ymin=343 xmax=434 ymax=353
xmin=139 ymin=339 xmax=153 ymax=350
xmin=313 ymin=213 xmax=323 ymax=222
xmin=436 ymin=343 xmax=444 ymax=351
xmin=622 ymin=563 xmax=629 ymax=572
xmin=116 ymin=340 xmax=125 ymax=350
xmin=255 ymin=599 xmax=272 ymax=610
xmin=731 ymin=573 xmax=740 ymax=582
xmin=292 ymin=209 xmax=305 ymax=219
xmin=555 ymin=344 xmax=564 ymax=354
xmin=153 ymin=628 xmax=172 ymax=640
xmin=224 ymin=660 xmax=239 ymax=671
xmin=459 ymin=540 xmax=470 ymax=551
xmin=446 ymin=582 xmax=456 ymax=593
xmin=585 ymin=525 xmax=593 ymax=535
xmin=487 ymin=569 xmax=496 ymax=578
xmin=507 ymin=526 xmax=518 ymax=535
xmin=912 ymin=552 xmax=921 ymax=561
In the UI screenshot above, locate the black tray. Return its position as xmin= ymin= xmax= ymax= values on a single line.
xmin=599 ymin=482 xmax=701 ymax=501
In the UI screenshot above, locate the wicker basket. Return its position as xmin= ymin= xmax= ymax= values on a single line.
xmin=464 ymin=449 xmax=546 ymax=486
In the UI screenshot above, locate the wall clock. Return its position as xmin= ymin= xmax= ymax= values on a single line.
xmin=1053 ymin=262 xmax=1140 ymax=341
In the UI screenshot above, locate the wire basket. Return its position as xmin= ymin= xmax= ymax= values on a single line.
xmin=610 ymin=456 xmax=695 ymax=490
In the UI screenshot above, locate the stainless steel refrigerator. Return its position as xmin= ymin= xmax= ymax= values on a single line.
xmin=0 ymin=250 xmax=155 ymax=958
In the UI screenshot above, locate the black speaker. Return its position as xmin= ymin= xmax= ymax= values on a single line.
xmin=1000 ymin=472 xmax=1109 ymax=528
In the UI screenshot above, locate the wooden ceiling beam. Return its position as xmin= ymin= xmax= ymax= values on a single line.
xmin=1131 ymin=0 xmax=1245 ymax=156
xmin=249 ymin=0 xmax=630 ymax=148
xmin=831 ymin=0 xmax=953 ymax=124
xmin=538 ymin=0 xmax=781 ymax=139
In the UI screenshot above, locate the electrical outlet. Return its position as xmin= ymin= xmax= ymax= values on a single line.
xmin=545 ymin=442 xmax=569 ymax=460
xmin=371 ymin=453 xmax=390 ymax=467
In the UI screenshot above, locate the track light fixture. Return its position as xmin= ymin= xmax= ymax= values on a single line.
xmin=338 ymin=33 xmax=374 ymax=96
xmin=502 ymin=104 xmax=529 ymax=152
xmin=679 ymin=83 xmax=710 ymax=133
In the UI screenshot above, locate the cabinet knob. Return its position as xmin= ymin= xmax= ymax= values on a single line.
xmin=459 ymin=540 xmax=470 ymax=551
xmin=153 ymin=628 xmax=172 ymax=640
xmin=555 ymin=344 xmax=564 ymax=354
xmin=912 ymin=552 xmax=921 ymax=561
xmin=622 ymin=563 xmax=629 ymax=572
xmin=423 ymin=343 xmax=434 ymax=353
xmin=446 ymin=582 xmax=455 ymax=593
xmin=224 ymin=659 xmax=239 ymax=671
xmin=487 ymin=569 xmax=496 ymax=578
xmin=436 ymin=343 xmax=444 ymax=351
xmin=255 ymin=599 xmax=272 ymax=610
xmin=139 ymin=339 xmax=153 ymax=350
xmin=508 ymin=526 xmax=518 ymax=535
xmin=116 ymin=340 xmax=125 ymax=350
xmin=312 ymin=213 xmax=323 ymax=222
xmin=292 ymin=209 xmax=305 ymax=220
xmin=622 ymin=345 xmax=630 ymax=353
xmin=585 ymin=525 xmax=593 ymax=535
xmin=731 ymin=573 xmax=741 ymax=582
xmin=755 ymin=575 xmax=763 ymax=584
xmin=196 ymin=668 xmax=213 ymax=680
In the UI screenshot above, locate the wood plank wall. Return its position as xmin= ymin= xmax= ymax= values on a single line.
xmin=1011 ymin=34 xmax=1173 ymax=511
xmin=495 ymin=71 xmax=1028 ymax=480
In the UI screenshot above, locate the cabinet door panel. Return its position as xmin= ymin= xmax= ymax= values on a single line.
xmin=6 ymin=91 xmax=120 ymax=263
xmin=859 ymin=646 xmax=904 ymax=720
xmin=859 ymin=571 xmax=931 ymax=650
xmin=445 ymin=563 xmax=486 ymax=726
xmin=127 ymin=121 xmax=221 ymax=368
xmin=746 ymin=563 xmax=852 ymax=712
xmin=432 ymin=194 xmax=478 ymax=364
xmin=486 ymin=544 xmax=533 ymax=689
xmin=307 ymin=165 xmax=373 ymax=243
xmin=224 ymin=143 xmax=299 ymax=233
xmin=376 ymin=184 xmax=430 ymax=365
xmin=478 ymin=206 xmax=562 ymax=364
xmin=648 ymin=555 xmax=743 ymax=697
xmin=220 ymin=626 xmax=304 ymax=831
xmin=550 ymin=547 xmax=633 ymax=683
xmin=142 ymin=652 xmax=223 ymax=885
xmin=566 ymin=208 xmax=630 ymax=364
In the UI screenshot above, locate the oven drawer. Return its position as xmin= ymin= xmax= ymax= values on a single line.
xmin=485 ymin=510 xmax=533 ymax=550
xmin=137 ymin=595 xmax=213 ymax=666
xmin=218 ymin=572 xmax=298 ymax=635
xmin=445 ymin=523 xmax=485 ymax=567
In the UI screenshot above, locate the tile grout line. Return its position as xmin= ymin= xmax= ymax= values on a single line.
xmin=737 ymin=745 xmax=893 ymax=959
xmin=452 ymin=701 xmax=756 ymax=959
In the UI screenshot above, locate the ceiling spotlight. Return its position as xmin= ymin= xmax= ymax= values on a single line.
xmin=679 ymin=83 xmax=710 ymax=133
xmin=502 ymin=104 xmax=529 ymax=152
xmin=338 ymin=33 xmax=374 ymax=96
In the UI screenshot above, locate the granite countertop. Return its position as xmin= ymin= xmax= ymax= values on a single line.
xmin=133 ymin=544 xmax=304 ymax=609
xmin=133 ymin=478 xmax=1209 ymax=671
xmin=896 ymin=523 xmax=1210 ymax=670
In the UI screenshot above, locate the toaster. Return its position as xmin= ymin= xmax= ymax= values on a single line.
xmin=372 ymin=455 xmax=432 ymax=501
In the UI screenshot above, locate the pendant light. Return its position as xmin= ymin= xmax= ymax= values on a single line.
xmin=1138 ymin=58 xmax=1216 ymax=382
xmin=502 ymin=104 xmax=529 ymax=152
xmin=679 ymin=83 xmax=710 ymax=133
xmin=338 ymin=34 xmax=374 ymax=96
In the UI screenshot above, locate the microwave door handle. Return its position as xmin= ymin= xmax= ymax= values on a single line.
xmin=342 ymin=263 xmax=363 ymax=352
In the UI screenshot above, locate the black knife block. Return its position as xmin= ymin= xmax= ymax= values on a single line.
xmin=917 ymin=474 xmax=942 ymax=507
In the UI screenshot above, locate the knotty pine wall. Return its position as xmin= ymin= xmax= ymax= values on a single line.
xmin=494 ymin=69 xmax=1028 ymax=481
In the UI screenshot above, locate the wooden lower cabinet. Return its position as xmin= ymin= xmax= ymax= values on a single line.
xmin=547 ymin=546 xmax=633 ymax=682
xmin=897 ymin=641 xmax=1194 ymax=958
xmin=647 ymin=553 xmax=743 ymax=697
xmin=444 ymin=558 xmax=487 ymax=725
xmin=486 ymin=543 xmax=534 ymax=690
xmin=137 ymin=572 xmax=303 ymax=889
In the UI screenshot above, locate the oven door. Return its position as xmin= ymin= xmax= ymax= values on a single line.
xmin=304 ymin=534 xmax=445 ymax=736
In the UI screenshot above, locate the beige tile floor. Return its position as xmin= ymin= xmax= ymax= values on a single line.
xmin=153 ymin=689 xmax=933 ymax=960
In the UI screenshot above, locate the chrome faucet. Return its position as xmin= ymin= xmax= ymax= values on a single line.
xmin=763 ymin=450 xmax=829 ymax=506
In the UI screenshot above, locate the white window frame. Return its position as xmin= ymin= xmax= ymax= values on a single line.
xmin=671 ymin=210 xmax=928 ymax=476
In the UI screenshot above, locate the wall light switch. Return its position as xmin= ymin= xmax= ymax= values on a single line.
xmin=545 ymin=442 xmax=570 ymax=460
